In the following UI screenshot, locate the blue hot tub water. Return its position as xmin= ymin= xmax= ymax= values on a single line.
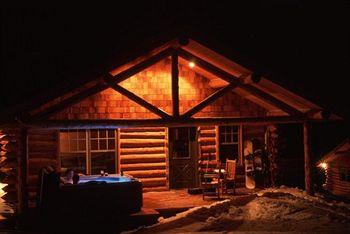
xmin=78 ymin=175 xmax=134 ymax=184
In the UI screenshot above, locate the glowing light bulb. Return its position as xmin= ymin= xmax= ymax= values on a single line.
xmin=319 ymin=162 xmax=327 ymax=169
xmin=189 ymin=62 xmax=195 ymax=68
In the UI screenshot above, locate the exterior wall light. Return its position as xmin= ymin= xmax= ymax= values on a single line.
xmin=189 ymin=62 xmax=195 ymax=68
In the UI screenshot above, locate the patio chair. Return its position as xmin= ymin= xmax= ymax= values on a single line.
xmin=222 ymin=159 xmax=236 ymax=195
xmin=200 ymin=157 xmax=221 ymax=200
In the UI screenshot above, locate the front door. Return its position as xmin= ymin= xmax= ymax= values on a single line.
xmin=169 ymin=127 xmax=198 ymax=189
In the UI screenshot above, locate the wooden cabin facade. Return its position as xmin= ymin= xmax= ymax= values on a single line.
xmin=318 ymin=139 xmax=350 ymax=198
xmin=0 ymin=38 xmax=340 ymax=212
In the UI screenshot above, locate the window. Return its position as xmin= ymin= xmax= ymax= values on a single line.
xmin=169 ymin=127 xmax=196 ymax=158
xmin=59 ymin=129 xmax=117 ymax=175
xmin=219 ymin=126 xmax=240 ymax=162
xmin=60 ymin=130 xmax=87 ymax=173
xmin=339 ymin=168 xmax=350 ymax=182
xmin=90 ymin=129 xmax=116 ymax=175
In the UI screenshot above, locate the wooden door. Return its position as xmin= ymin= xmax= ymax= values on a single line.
xmin=169 ymin=127 xmax=198 ymax=189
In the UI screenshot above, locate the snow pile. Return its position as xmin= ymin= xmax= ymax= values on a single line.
xmin=258 ymin=186 xmax=350 ymax=218
xmin=129 ymin=187 xmax=350 ymax=233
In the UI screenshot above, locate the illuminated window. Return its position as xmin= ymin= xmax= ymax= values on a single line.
xmin=59 ymin=129 xmax=117 ymax=175
xmin=90 ymin=129 xmax=116 ymax=174
xmin=219 ymin=126 xmax=240 ymax=162
xmin=60 ymin=130 xmax=87 ymax=173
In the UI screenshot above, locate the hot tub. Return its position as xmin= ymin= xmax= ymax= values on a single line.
xmin=58 ymin=175 xmax=142 ymax=215
xmin=78 ymin=175 xmax=135 ymax=184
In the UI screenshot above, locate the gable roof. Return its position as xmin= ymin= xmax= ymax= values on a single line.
xmin=318 ymin=138 xmax=350 ymax=164
xmin=1 ymin=36 xmax=342 ymax=125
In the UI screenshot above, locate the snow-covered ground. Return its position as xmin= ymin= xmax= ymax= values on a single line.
xmin=128 ymin=187 xmax=350 ymax=233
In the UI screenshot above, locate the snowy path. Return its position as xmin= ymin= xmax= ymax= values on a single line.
xmin=129 ymin=188 xmax=350 ymax=233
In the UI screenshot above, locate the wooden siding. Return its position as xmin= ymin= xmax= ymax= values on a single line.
xmin=325 ymin=156 xmax=350 ymax=198
xmin=119 ymin=127 xmax=167 ymax=191
xmin=49 ymin=58 xmax=266 ymax=120
xmin=27 ymin=129 xmax=59 ymax=207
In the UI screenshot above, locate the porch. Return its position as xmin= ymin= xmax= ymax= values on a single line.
xmin=143 ymin=187 xmax=260 ymax=212
xmin=128 ymin=187 xmax=261 ymax=232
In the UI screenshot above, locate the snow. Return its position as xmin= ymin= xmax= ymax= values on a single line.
xmin=126 ymin=186 xmax=350 ymax=233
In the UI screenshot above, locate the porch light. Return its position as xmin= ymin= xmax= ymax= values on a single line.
xmin=319 ymin=162 xmax=327 ymax=170
xmin=189 ymin=61 xmax=195 ymax=68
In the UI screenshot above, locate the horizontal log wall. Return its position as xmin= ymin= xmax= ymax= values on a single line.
xmin=0 ymin=126 xmax=22 ymax=212
xmin=119 ymin=127 xmax=167 ymax=192
xmin=198 ymin=126 xmax=217 ymax=173
xmin=27 ymin=129 xmax=59 ymax=207
xmin=325 ymin=162 xmax=350 ymax=198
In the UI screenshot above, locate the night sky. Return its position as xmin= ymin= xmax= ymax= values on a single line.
xmin=1 ymin=2 xmax=349 ymax=145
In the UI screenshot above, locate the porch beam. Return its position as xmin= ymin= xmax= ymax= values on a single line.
xmin=171 ymin=50 xmax=180 ymax=117
xmin=303 ymin=122 xmax=313 ymax=195
xmin=105 ymin=76 xmax=171 ymax=119
xmin=181 ymin=82 xmax=240 ymax=118
xmin=176 ymin=48 xmax=302 ymax=116
xmin=176 ymin=48 xmax=241 ymax=84
xmin=25 ymin=116 xmax=314 ymax=129
xmin=111 ymin=47 xmax=173 ymax=84
xmin=240 ymin=85 xmax=304 ymax=116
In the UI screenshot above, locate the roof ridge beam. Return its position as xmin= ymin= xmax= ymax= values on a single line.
xmin=176 ymin=48 xmax=303 ymax=116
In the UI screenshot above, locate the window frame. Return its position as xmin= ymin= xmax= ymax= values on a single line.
xmin=218 ymin=125 xmax=241 ymax=163
xmin=59 ymin=129 xmax=118 ymax=175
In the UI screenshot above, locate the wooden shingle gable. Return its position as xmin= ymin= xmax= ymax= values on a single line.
xmin=24 ymin=38 xmax=338 ymax=124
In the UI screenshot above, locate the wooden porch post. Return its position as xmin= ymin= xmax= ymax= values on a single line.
xmin=171 ymin=51 xmax=179 ymax=117
xmin=303 ymin=122 xmax=313 ymax=195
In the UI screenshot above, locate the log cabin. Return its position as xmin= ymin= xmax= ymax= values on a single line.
xmin=317 ymin=138 xmax=350 ymax=198
xmin=0 ymin=37 xmax=341 ymax=213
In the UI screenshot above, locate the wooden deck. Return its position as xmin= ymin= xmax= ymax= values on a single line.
xmin=143 ymin=187 xmax=258 ymax=211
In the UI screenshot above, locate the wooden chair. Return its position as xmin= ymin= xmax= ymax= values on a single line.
xmin=200 ymin=156 xmax=221 ymax=200
xmin=222 ymin=159 xmax=236 ymax=195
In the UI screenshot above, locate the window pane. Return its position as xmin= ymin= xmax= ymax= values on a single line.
xmin=232 ymin=126 xmax=238 ymax=132
xmin=77 ymin=131 xmax=85 ymax=139
xmin=78 ymin=140 xmax=86 ymax=151
xmin=232 ymin=134 xmax=238 ymax=142
xmin=91 ymin=152 xmax=115 ymax=175
xmin=60 ymin=132 xmax=68 ymax=141
xmin=70 ymin=140 xmax=78 ymax=151
xmin=99 ymin=130 xmax=107 ymax=138
xmin=69 ymin=131 xmax=78 ymax=140
xmin=91 ymin=140 xmax=98 ymax=150
xmin=108 ymin=130 xmax=115 ymax=138
xmin=219 ymin=144 xmax=239 ymax=162
xmin=178 ymin=128 xmax=189 ymax=141
xmin=60 ymin=140 xmax=69 ymax=152
xmin=219 ymin=133 xmax=225 ymax=143
xmin=90 ymin=130 xmax=98 ymax=138
xmin=61 ymin=153 xmax=86 ymax=174
xmin=108 ymin=139 xmax=115 ymax=150
xmin=99 ymin=139 xmax=107 ymax=150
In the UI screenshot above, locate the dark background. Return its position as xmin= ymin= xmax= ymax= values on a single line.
xmin=1 ymin=1 xmax=349 ymax=158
